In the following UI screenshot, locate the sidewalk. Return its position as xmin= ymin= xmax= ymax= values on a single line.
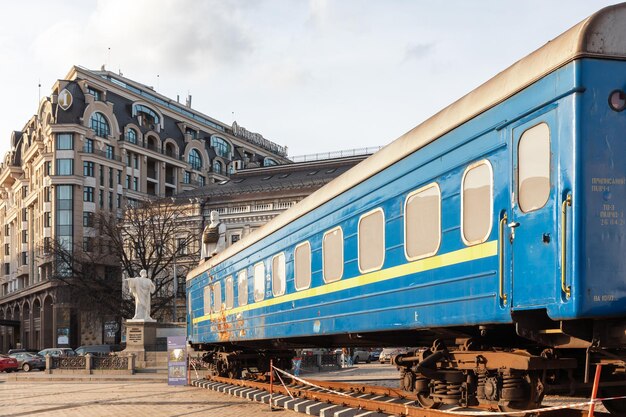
xmin=7 ymin=369 xmax=168 ymax=383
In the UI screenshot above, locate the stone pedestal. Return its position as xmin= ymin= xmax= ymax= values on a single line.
xmin=123 ymin=320 xmax=157 ymax=368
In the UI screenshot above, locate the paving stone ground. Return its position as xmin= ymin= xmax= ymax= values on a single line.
xmin=0 ymin=378 xmax=301 ymax=417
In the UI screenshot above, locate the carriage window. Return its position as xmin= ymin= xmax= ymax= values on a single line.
xmin=203 ymin=286 xmax=211 ymax=315
xmin=212 ymin=282 xmax=222 ymax=313
xmin=254 ymin=262 xmax=265 ymax=302
xmin=358 ymin=208 xmax=385 ymax=273
xmin=272 ymin=253 xmax=286 ymax=297
xmin=462 ymin=161 xmax=493 ymax=245
xmin=405 ymin=184 xmax=441 ymax=260
xmin=225 ymin=276 xmax=234 ymax=309
xmin=237 ymin=270 xmax=248 ymax=306
xmin=323 ymin=227 xmax=343 ymax=282
xmin=294 ymin=242 xmax=311 ymax=290
xmin=518 ymin=123 xmax=550 ymax=213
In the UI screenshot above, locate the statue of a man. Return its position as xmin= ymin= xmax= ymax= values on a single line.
xmin=201 ymin=211 xmax=226 ymax=260
xmin=125 ymin=269 xmax=156 ymax=321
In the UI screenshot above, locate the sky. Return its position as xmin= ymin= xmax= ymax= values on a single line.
xmin=0 ymin=0 xmax=621 ymax=159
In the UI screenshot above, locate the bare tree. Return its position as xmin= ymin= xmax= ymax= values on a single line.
xmin=47 ymin=199 xmax=201 ymax=320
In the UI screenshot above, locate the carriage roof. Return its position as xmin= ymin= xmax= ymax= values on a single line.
xmin=188 ymin=3 xmax=626 ymax=281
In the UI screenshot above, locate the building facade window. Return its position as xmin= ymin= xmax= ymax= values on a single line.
xmin=83 ymin=237 xmax=93 ymax=252
xmin=126 ymin=175 xmax=131 ymax=189
xmin=109 ymin=167 xmax=114 ymax=188
xmin=44 ymin=212 xmax=51 ymax=228
xmin=183 ymin=171 xmax=191 ymax=184
xmin=198 ymin=175 xmax=205 ymax=187
xmin=83 ymin=186 xmax=94 ymax=202
xmin=213 ymin=160 xmax=222 ymax=175
xmin=108 ymin=191 xmax=113 ymax=209
xmin=87 ymin=87 xmax=102 ymax=101
xmin=211 ymin=136 xmax=231 ymax=159
xmin=188 ymin=149 xmax=202 ymax=170
xmin=56 ymin=133 xmax=73 ymax=150
xmin=83 ymin=161 xmax=94 ymax=177
xmin=99 ymin=189 xmax=104 ymax=208
xmin=84 ymin=138 xmax=94 ymax=153
xmin=55 ymin=185 xmax=73 ymax=251
xmin=106 ymin=145 xmax=114 ymax=160
xmin=134 ymin=104 xmax=160 ymax=126
xmin=90 ymin=112 xmax=110 ymax=137
xmin=83 ymin=212 xmax=94 ymax=227
xmin=126 ymin=128 xmax=137 ymax=144
xmin=263 ymin=158 xmax=278 ymax=167
xmin=56 ymin=159 xmax=73 ymax=175
xmin=133 ymin=177 xmax=139 ymax=191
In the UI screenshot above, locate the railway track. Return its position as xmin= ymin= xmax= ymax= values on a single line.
xmin=191 ymin=374 xmax=609 ymax=417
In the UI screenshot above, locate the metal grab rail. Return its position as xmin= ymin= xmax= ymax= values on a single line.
xmin=499 ymin=213 xmax=508 ymax=305
xmin=561 ymin=193 xmax=572 ymax=298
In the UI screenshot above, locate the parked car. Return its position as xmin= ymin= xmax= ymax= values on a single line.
xmin=369 ymin=348 xmax=382 ymax=362
xmin=74 ymin=344 xmax=119 ymax=356
xmin=379 ymin=347 xmax=408 ymax=364
xmin=9 ymin=352 xmax=46 ymax=372
xmin=352 ymin=348 xmax=371 ymax=364
xmin=38 ymin=348 xmax=76 ymax=357
xmin=0 ymin=354 xmax=18 ymax=373
xmin=7 ymin=348 xmax=39 ymax=355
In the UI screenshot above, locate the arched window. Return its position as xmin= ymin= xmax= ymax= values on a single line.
xmin=133 ymin=104 xmax=160 ymax=126
xmin=213 ymin=160 xmax=223 ymax=174
xmin=263 ymin=158 xmax=278 ymax=167
xmin=211 ymin=136 xmax=231 ymax=159
xmin=126 ymin=128 xmax=137 ymax=144
xmin=90 ymin=112 xmax=110 ymax=137
xmin=188 ymin=149 xmax=202 ymax=170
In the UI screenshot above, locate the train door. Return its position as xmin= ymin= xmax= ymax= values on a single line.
xmin=510 ymin=113 xmax=558 ymax=308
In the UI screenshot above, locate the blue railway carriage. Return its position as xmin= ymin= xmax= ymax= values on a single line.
xmin=187 ymin=4 xmax=626 ymax=413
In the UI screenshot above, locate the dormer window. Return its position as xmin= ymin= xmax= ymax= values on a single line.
xmin=185 ymin=128 xmax=197 ymax=140
xmin=87 ymin=87 xmax=102 ymax=101
xmin=126 ymin=128 xmax=137 ymax=144
xmin=133 ymin=104 xmax=160 ymax=128
xmin=263 ymin=158 xmax=278 ymax=167
xmin=90 ymin=112 xmax=110 ymax=137
xmin=188 ymin=149 xmax=202 ymax=170
xmin=211 ymin=136 xmax=231 ymax=159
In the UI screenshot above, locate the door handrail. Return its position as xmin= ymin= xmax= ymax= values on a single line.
xmin=499 ymin=213 xmax=508 ymax=305
xmin=561 ymin=193 xmax=572 ymax=298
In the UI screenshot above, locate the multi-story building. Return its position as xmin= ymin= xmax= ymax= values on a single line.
xmin=0 ymin=66 xmax=289 ymax=351
xmin=166 ymin=153 xmax=370 ymax=323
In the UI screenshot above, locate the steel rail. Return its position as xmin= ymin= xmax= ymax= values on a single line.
xmin=204 ymin=375 xmax=608 ymax=417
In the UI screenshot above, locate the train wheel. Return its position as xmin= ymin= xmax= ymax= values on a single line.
xmin=601 ymin=386 xmax=626 ymax=416
xmin=416 ymin=392 xmax=441 ymax=409
xmin=497 ymin=373 xmax=544 ymax=414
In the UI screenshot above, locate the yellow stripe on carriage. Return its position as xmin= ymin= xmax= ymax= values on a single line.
xmin=192 ymin=240 xmax=498 ymax=325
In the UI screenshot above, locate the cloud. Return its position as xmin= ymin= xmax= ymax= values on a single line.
xmin=404 ymin=42 xmax=435 ymax=62
xmin=31 ymin=0 xmax=254 ymax=77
